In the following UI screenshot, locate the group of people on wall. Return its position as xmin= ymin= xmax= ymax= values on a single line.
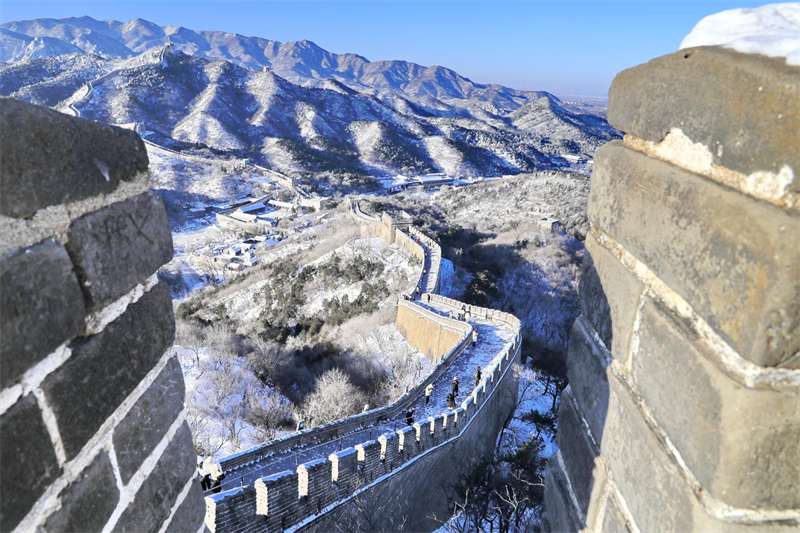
xmin=404 ymin=365 xmax=483 ymax=425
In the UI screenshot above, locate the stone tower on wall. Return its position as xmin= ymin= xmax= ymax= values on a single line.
xmin=544 ymin=47 xmax=799 ymax=531
xmin=0 ymin=98 xmax=203 ymax=532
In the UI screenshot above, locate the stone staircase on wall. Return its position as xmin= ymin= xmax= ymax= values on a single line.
xmin=544 ymin=47 xmax=800 ymax=532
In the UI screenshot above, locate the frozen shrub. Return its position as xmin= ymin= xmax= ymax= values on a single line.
xmin=295 ymin=368 xmax=368 ymax=428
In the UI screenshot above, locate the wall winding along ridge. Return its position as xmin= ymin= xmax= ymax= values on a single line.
xmin=544 ymin=47 xmax=800 ymax=532
xmin=0 ymin=98 xmax=203 ymax=532
xmin=203 ymin=205 xmax=522 ymax=532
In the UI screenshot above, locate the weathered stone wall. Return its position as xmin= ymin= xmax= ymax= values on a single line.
xmin=0 ymin=98 xmax=203 ymax=532
xmin=299 ymin=339 xmax=520 ymax=533
xmin=396 ymin=301 xmax=465 ymax=362
xmin=544 ymin=47 xmax=800 ymax=532
xmin=204 ymin=317 xmax=520 ymax=533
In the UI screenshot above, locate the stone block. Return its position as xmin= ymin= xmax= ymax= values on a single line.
xmin=461 ymin=396 xmax=475 ymax=424
xmin=397 ymin=426 xmax=419 ymax=459
xmin=567 ymin=317 xmax=610 ymax=442
xmin=556 ymin=389 xmax=601 ymax=517
xmin=0 ymin=98 xmax=148 ymax=218
xmin=414 ymin=421 xmax=432 ymax=452
xmin=297 ymin=458 xmax=334 ymax=515
xmin=378 ymin=432 xmax=399 ymax=469
xmin=429 ymin=414 xmax=445 ymax=444
xmin=440 ymin=411 xmax=453 ymax=440
xmin=329 ymin=448 xmax=358 ymax=498
xmin=542 ymin=459 xmax=583 ymax=533
xmin=42 ymin=283 xmax=175 ymax=459
xmin=452 ymin=407 xmax=465 ymax=430
xmin=599 ymin=493 xmax=634 ymax=533
xmin=0 ymin=238 xmax=86 ymax=389
xmin=255 ymin=470 xmax=297 ymax=516
xmin=204 ymin=485 xmax=259 ymax=533
xmin=113 ymin=356 xmax=185 ymax=483
xmin=608 ymin=47 xmax=800 ymax=188
xmin=589 ymin=141 xmax=800 ymax=367
xmin=297 ymin=458 xmax=331 ymax=498
xmin=44 ymin=451 xmax=119 ymax=533
xmin=113 ymin=423 xmax=197 ymax=532
xmin=601 ymin=374 xmax=695 ymax=533
xmin=66 ymin=191 xmax=173 ymax=311
xmin=633 ymin=296 xmax=800 ymax=510
xmin=355 ymin=440 xmax=381 ymax=482
xmin=165 ymin=481 xmax=205 ymax=533
xmin=0 ymin=394 xmax=62 ymax=531
xmin=578 ymin=232 xmax=644 ymax=363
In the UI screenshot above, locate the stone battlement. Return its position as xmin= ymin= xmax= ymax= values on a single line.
xmin=0 ymin=98 xmax=203 ymax=532
xmin=544 ymin=46 xmax=800 ymax=532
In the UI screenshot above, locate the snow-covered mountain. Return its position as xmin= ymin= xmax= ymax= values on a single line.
xmin=1 ymin=16 xmax=540 ymax=112
xmin=0 ymin=16 xmax=620 ymax=178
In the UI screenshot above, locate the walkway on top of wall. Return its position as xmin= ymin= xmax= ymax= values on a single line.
xmin=209 ymin=305 xmax=516 ymax=494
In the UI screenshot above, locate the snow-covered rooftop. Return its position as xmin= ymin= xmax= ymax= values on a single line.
xmin=680 ymin=2 xmax=800 ymax=66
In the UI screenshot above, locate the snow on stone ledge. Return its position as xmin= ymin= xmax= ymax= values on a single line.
xmin=680 ymin=2 xmax=800 ymax=66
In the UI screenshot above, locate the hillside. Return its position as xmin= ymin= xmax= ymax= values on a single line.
xmin=0 ymin=16 xmax=620 ymax=182
xmin=172 ymin=211 xmax=434 ymax=458
xmin=2 ymin=16 xmax=566 ymax=113
xmin=360 ymin=170 xmax=589 ymax=366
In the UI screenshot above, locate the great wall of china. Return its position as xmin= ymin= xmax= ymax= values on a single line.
xmin=200 ymin=200 xmax=523 ymax=532
xmin=2 ymin=30 xmax=797 ymax=533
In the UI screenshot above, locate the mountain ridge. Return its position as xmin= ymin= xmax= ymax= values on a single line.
xmin=0 ymin=16 xmax=620 ymax=183
xmin=0 ymin=15 xmax=547 ymax=112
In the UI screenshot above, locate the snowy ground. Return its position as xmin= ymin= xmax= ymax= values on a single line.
xmin=211 ymin=299 xmax=517 ymax=493
xmin=175 ymin=345 xmax=294 ymax=460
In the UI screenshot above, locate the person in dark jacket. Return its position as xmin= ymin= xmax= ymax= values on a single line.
xmin=451 ymin=377 xmax=459 ymax=396
xmin=446 ymin=392 xmax=456 ymax=410
xmin=406 ymin=406 xmax=416 ymax=426
xmin=475 ymin=367 xmax=482 ymax=388
xmin=211 ymin=473 xmax=226 ymax=494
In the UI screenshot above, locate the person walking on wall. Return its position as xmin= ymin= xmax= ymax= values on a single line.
xmin=425 ymin=383 xmax=434 ymax=404
xmin=472 ymin=330 xmax=478 ymax=346
xmin=447 ymin=392 xmax=456 ymax=410
xmin=406 ymin=406 xmax=416 ymax=426
xmin=475 ymin=367 xmax=482 ymax=388
xmin=451 ymin=377 xmax=459 ymax=396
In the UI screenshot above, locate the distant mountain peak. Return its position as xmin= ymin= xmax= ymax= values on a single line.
xmin=0 ymin=16 xmax=620 ymax=179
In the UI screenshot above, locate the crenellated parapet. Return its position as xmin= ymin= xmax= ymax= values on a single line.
xmin=544 ymin=46 xmax=800 ymax=532
xmin=205 ymin=337 xmax=520 ymax=533
xmin=0 ymin=98 xmax=203 ymax=532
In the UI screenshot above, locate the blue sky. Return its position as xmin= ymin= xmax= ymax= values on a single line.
xmin=0 ymin=1 xmax=785 ymax=96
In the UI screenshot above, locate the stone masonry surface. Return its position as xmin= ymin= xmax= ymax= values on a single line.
xmin=0 ymin=98 xmax=202 ymax=533
xmin=66 ymin=190 xmax=174 ymax=311
xmin=0 ymin=238 xmax=86 ymax=389
xmin=608 ymin=47 xmax=799 ymax=191
xmin=0 ymin=394 xmax=62 ymax=531
xmin=0 ymin=97 xmax=148 ymax=218
xmin=544 ymin=46 xmax=800 ymax=532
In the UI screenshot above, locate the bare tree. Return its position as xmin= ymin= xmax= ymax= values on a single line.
xmin=295 ymin=368 xmax=368 ymax=427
